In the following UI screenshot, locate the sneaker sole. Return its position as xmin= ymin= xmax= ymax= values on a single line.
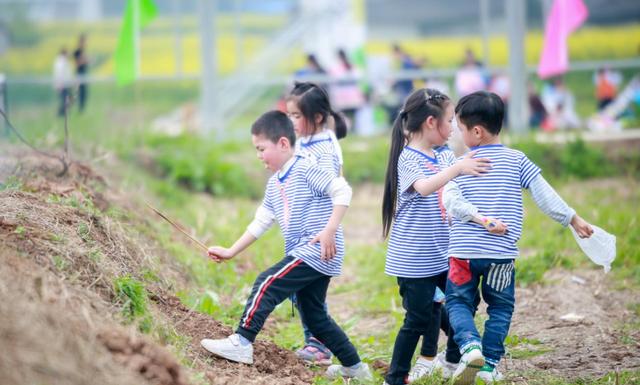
xmin=453 ymin=357 xmax=484 ymax=385
xmin=200 ymin=340 xmax=254 ymax=365
xmin=300 ymin=358 xmax=333 ymax=366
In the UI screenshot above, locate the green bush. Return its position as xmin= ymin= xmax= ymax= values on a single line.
xmin=342 ymin=135 xmax=389 ymax=184
xmin=144 ymin=133 xmax=263 ymax=199
xmin=512 ymin=137 xmax=615 ymax=180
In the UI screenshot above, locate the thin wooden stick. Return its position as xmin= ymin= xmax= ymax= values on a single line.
xmin=144 ymin=201 xmax=209 ymax=252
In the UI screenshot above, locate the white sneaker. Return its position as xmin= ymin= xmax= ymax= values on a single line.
xmin=326 ymin=362 xmax=373 ymax=381
xmin=452 ymin=345 xmax=484 ymax=385
xmin=407 ymin=357 xmax=434 ymax=382
xmin=200 ymin=334 xmax=253 ymax=364
xmin=432 ymin=351 xmax=458 ymax=379
xmin=476 ymin=365 xmax=504 ymax=383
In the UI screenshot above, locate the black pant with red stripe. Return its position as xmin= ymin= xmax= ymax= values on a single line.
xmin=236 ymin=256 xmax=360 ymax=366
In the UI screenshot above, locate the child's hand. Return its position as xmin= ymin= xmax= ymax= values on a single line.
xmin=457 ymin=151 xmax=491 ymax=176
xmin=207 ymin=246 xmax=234 ymax=263
xmin=484 ymin=217 xmax=508 ymax=235
xmin=570 ymin=214 xmax=594 ymax=238
xmin=309 ymin=228 xmax=337 ymax=261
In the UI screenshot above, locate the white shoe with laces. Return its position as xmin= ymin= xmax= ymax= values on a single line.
xmin=432 ymin=351 xmax=458 ymax=379
xmin=476 ymin=365 xmax=505 ymax=383
xmin=452 ymin=345 xmax=484 ymax=385
xmin=200 ymin=334 xmax=253 ymax=364
xmin=326 ymin=362 xmax=373 ymax=381
xmin=407 ymin=356 xmax=435 ymax=382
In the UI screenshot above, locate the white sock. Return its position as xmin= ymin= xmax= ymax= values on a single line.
xmin=236 ymin=334 xmax=252 ymax=346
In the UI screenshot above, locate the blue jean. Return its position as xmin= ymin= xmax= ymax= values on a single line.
xmin=445 ymin=257 xmax=515 ymax=367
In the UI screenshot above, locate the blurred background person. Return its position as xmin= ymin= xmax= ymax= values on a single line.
xmin=594 ymin=67 xmax=621 ymax=111
xmin=52 ymin=47 xmax=73 ymax=117
xmin=329 ymin=48 xmax=364 ymax=131
xmin=528 ymin=82 xmax=548 ymax=129
xmin=455 ymin=48 xmax=487 ymax=97
xmin=541 ymin=77 xmax=581 ymax=131
xmin=73 ymin=33 xmax=89 ymax=113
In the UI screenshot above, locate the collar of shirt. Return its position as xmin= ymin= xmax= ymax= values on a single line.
xmin=276 ymin=155 xmax=301 ymax=183
xmin=299 ymin=129 xmax=334 ymax=148
xmin=405 ymin=146 xmax=439 ymax=165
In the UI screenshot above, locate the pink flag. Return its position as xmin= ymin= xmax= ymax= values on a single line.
xmin=537 ymin=0 xmax=588 ymax=79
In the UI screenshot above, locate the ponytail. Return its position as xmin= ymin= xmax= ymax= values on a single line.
xmin=330 ymin=110 xmax=348 ymax=139
xmin=381 ymin=88 xmax=451 ymax=238
xmin=382 ymin=112 xmax=406 ymax=238
xmin=289 ymin=81 xmax=347 ymax=139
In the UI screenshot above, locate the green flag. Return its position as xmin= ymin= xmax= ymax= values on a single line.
xmin=114 ymin=0 xmax=158 ymax=86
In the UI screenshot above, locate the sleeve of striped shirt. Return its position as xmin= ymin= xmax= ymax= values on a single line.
xmin=326 ymin=177 xmax=352 ymax=206
xmin=398 ymin=157 xmax=426 ymax=194
xmin=529 ymin=174 xmax=576 ymax=227
xmin=246 ymin=202 xmax=275 ymax=238
xmin=443 ymin=180 xmax=478 ymax=222
xmin=306 ymin=165 xmax=336 ymax=196
xmin=519 ymin=154 xmax=542 ymax=189
xmin=316 ymin=152 xmax=341 ymax=176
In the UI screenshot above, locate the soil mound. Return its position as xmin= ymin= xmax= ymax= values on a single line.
xmin=0 ymin=150 xmax=313 ymax=385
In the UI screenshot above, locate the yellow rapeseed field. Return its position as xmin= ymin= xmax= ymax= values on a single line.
xmin=1 ymin=17 xmax=638 ymax=77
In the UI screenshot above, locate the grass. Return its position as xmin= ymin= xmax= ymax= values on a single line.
xmin=2 ymin=21 xmax=638 ymax=380
xmin=98 ymin=147 xmax=637 ymax=384
xmin=113 ymin=275 xmax=148 ymax=321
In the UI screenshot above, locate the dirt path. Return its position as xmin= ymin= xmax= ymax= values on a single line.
xmin=506 ymin=269 xmax=640 ymax=381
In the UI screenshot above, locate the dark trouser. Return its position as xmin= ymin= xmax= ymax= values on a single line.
xmin=385 ymin=272 xmax=447 ymax=385
xmin=418 ymin=273 xmax=470 ymax=364
xmin=77 ymin=83 xmax=88 ymax=112
xmin=291 ymin=293 xmax=329 ymax=348
xmin=236 ymin=256 xmax=360 ymax=367
xmin=57 ymin=88 xmax=70 ymax=117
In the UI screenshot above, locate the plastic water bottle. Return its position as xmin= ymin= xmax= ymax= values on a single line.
xmin=570 ymin=225 xmax=616 ymax=273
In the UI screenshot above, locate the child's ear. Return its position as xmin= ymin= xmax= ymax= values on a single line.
xmin=314 ymin=113 xmax=323 ymax=126
xmin=473 ymin=125 xmax=483 ymax=138
xmin=425 ymin=115 xmax=437 ymax=129
xmin=278 ymin=136 xmax=291 ymax=150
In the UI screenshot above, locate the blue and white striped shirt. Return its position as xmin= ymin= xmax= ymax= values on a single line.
xmin=262 ymin=156 xmax=345 ymax=276
xmin=448 ymin=144 xmax=541 ymax=258
xmin=295 ymin=129 xmax=343 ymax=176
xmin=385 ymin=146 xmax=456 ymax=278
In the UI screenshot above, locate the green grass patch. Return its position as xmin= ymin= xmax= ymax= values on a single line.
xmin=113 ymin=275 xmax=148 ymax=321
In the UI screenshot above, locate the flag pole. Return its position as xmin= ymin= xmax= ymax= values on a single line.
xmin=133 ymin=0 xmax=140 ymax=78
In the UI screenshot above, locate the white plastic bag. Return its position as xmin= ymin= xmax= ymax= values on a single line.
xmin=570 ymin=225 xmax=616 ymax=273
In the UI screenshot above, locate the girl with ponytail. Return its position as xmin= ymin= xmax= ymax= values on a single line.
xmin=284 ymin=81 xmax=347 ymax=365
xmin=381 ymin=88 xmax=491 ymax=385
xmin=287 ymin=82 xmax=347 ymax=177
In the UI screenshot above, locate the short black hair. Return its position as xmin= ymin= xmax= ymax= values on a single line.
xmin=250 ymin=110 xmax=296 ymax=146
xmin=455 ymin=91 xmax=504 ymax=135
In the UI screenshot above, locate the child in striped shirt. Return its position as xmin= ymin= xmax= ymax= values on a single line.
xmin=201 ymin=110 xmax=372 ymax=381
xmin=288 ymin=81 xmax=346 ymax=176
xmin=443 ymin=91 xmax=594 ymax=384
xmin=381 ymin=88 xmax=493 ymax=385
xmin=285 ymin=82 xmax=346 ymax=364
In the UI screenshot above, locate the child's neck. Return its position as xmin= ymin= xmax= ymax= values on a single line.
xmin=407 ymin=137 xmax=435 ymax=157
xmin=276 ymin=151 xmax=296 ymax=173
xmin=475 ymin=135 xmax=501 ymax=147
